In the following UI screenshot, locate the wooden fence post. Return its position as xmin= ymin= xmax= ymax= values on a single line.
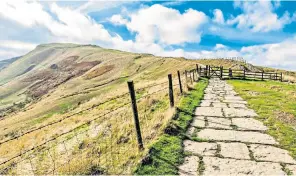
xmin=193 ymin=70 xmax=195 ymax=82
xmin=220 ymin=66 xmax=223 ymax=79
xmin=261 ymin=72 xmax=264 ymax=81
xmin=168 ymin=74 xmax=174 ymax=107
xmin=243 ymin=69 xmax=246 ymax=80
xmin=280 ymin=72 xmax=283 ymax=82
xmin=189 ymin=71 xmax=193 ymax=84
xmin=275 ymin=73 xmax=277 ymax=81
xmin=199 ymin=66 xmax=202 ymax=75
xmin=196 ymin=64 xmax=199 ymax=74
xmin=205 ymin=65 xmax=208 ymax=77
xmin=229 ymin=68 xmax=232 ymax=79
xmin=127 ymin=81 xmax=143 ymax=150
xmin=208 ymin=65 xmax=211 ymax=78
xmin=177 ymin=71 xmax=183 ymax=94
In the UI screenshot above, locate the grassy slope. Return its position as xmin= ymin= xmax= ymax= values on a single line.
xmin=0 ymin=44 xmax=204 ymax=174
xmin=135 ymin=78 xmax=208 ymax=175
xmin=228 ymin=80 xmax=296 ymax=158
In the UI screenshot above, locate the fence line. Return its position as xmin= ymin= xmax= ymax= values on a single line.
xmin=0 ymin=69 xmax=196 ymax=175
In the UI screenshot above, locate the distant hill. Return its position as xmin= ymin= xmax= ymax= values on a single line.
xmin=0 ymin=56 xmax=22 ymax=71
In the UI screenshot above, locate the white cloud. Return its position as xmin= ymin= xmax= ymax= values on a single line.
xmin=227 ymin=1 xmax=294 ymax=32
xmin=109 ymin=14 xmax=128 ymax=25
xmin=241 ymin=37 xmax=296 ymax=69
xmin=124 ymin=4 xmax=208 ymax=45
xmin=0 ymin=40 xmax=37 ymax=60
xmin=214 ymin=44 xmax=227 ymax=50
xmin=77 ymin=1 xmax=133 ymax=14
xmin=0 ymin=40 xmax=37 ymax=51
xmin=212 ymin=9 xmax=225 ymax=24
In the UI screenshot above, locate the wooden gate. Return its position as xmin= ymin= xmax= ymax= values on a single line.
xmin=209 ymin=66 xmax=221 ymax=78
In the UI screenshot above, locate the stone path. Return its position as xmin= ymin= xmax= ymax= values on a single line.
xmin=179 ymin=78 xmax=296 ymax=176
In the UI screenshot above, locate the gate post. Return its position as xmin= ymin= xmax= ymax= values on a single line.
xmin=229 ymin=68 xmax=232 ymax=79
xmin=208 ymin=65 xmax=211 ymax=78
xmin=220 ymin=66 xmax=223 ymax=79
xmin=280 ymin=72 xmax=283 ymax=82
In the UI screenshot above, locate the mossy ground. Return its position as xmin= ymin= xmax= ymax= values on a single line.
xmin=135 ymin=78 xmax=208 ymax=175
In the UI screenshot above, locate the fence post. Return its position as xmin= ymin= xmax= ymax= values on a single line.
xmin=127 ymin=81 xmax=144 ymax=150
xmin=196 ymin=64 xmax=199 ymax=74
xmin=229 ymin=68 xmax=232 ymax=79
xmin=243 ymin=69 xmax=246 ymax=79
xmin=275 ymin=73 xmax=277 ymax=81
xmin=177 ymin=71 xmax=183 ymax=94
xmin=189 ymin=71 xmax=193 ymax=84
xmin=220 ymin=66 xmax=223 ymax=79
xmin=199 ymin=66 xmax=202 ymax=75
xmin=192 ymin=70 xmax=195 ymax=82
xmin=280 ymin=72 xmax=283 ymax=82
xmin=205 ymin=65 xmax=208 ymax=77
xmin=168 ymin=74 xmax=174 ymax=107
xmin=261 ymin=72 xmax=264 ymax=81
xmin=208 ymin=65 xmax=211 ymax=78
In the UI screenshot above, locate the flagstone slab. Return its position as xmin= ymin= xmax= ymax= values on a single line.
xmin=212 ymin=102 xmax=228 ymax=108
xmin=232 ymin=118 xmax=268 ymax=131
xmin=203 ymin=157 xmax=286 ymax=175
xmin=178 ymin=156 xmax=199 ymax=176
xmin=195 ymin=107 xmax=223 ymax=117
xmin=228 ymin=103 xmax=247 ymax=108
xmin=207 ymin=117 xmax=232 ymax=129
xmin=197 ymin=129 xmax=277 ymax=145
xmin=223 ymin=100 xmax=248 ymax=104
xmin=223 ymin=108 xmax=258 ymax=117
xmin=218 ymin=142 xmax=250 ymax=159
xmin=250 ymin=144 xmax=296 ymax=164
xmin=184 ymin=140 xmax=217 ymax=156
xmin=225 ymin=96 xmax=244 ymax=101
xmin=192 ymin=116 xmax=205 ymax=128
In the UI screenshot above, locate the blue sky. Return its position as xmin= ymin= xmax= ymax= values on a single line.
xmin=0 ymin=1 xmax=296 ymax=70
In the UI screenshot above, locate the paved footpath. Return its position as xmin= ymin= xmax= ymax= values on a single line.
xmin=179 ymin=78 xmax=296 ymax=176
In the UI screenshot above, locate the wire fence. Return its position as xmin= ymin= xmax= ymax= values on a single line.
xmin=0 ymin=69 xmax=198 ymax=175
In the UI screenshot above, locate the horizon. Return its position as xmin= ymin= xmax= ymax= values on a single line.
xmin=0 ymin=0 xmax=296 ymax=70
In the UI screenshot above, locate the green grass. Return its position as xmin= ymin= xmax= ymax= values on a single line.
xmin=134 ymin=78 xmax=208 ymax=175
xmin=228 ymin=80 xmax=296 ymax=159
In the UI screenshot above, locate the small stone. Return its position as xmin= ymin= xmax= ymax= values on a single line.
xmin=184 ymin=140 xmax=217 ymax=156
xmin=203 ymin=157 xmax=286 ymax=175
xmin=212 ymin=102 xmax=227 ymax=108
xmin=178 ymin=156 xmax=199 ymax=176
xmin=186 ymin=126 xmax=195 ymax=136
xmin=195 ymin=107 xmax=223 ymax=117
xmin=197 ymin=129 xmax=277 ymax=145
xmin=207 ymin=117 xmax=232 ymax=129
xmin=192 ymin=116 xmax=205 ymax=128
xmin=218 ymin=142 xmax=250 ymax=159
xmin=232 ymin=118 xmax=268 ymax=131
xmin=286 ymin=165 xmax=296 ymax=175
xmin=250 ymin=144 xmax=296 ymax=164
xmin=223 ymin=108 xmax=258 ymax=117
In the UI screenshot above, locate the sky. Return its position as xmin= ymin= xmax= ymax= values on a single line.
xmin=0 ymin=0 xmax=296 ymax=70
